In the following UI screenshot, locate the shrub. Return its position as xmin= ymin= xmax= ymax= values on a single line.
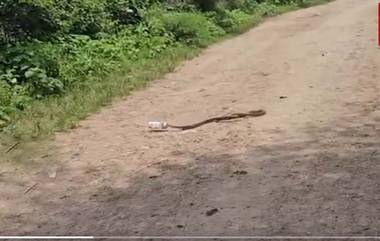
xmin=140 ymin=7 xmax=168 ymax=36
xmin=224 ymin=0 xmax=246 ymax=10
xmin=190 ymin=0 xmax=254 ymax=11
xmin=0 ymin=80 xmax=12 ymax=115
xmin=0 ymin=79 xmax=31 ymax=123
xmin=191 ymin=0 xmax=221 ymax=11
xmin=0 ymin=42 xmax=63 ymax=99
xmin=162 ymin=0 xmax=197 ymax=11
xmin=240 ymin=0 xmax=260 ymax=13
xmin=254 ymin=1 xmax=279 ymax=16
xmin=48 ymin=0 xmax=114 ymax=36
xmin=105 ymin=0 xmax=142 ymax=25
xmin=57 ymin=34 xmax=125 ymax=85
xmin=0 ymin=0 xmax=58 ymax=44
xmin=162 ymin=12 xmax=225 ymax=47
xmin=212 ymin=9 xmax=251 ymax=32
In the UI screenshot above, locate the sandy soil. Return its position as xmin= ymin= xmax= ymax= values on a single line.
xmin=1 ymin=0 xmax=380 ymax=238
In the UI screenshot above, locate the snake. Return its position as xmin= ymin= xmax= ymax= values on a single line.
xmin=167 ymin=109 xmax=266 ymax=130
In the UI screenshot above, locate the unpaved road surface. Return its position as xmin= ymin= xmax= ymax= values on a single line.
xmin=1 ymin=0 xmax=380 ymax=237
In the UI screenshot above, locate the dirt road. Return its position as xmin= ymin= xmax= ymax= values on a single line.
xmin=1 ymin=0 xmax=380 ymax=237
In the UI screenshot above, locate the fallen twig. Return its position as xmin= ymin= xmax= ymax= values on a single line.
xmin=6 ymin=142 xmax=20 ymax=153
xmin=24 ymin=183 xmax=38 ymax=195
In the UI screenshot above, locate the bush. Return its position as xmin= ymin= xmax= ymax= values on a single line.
xmin=190 ymin=0 xmax=254 ymax=11
xmin=240 ymin=0 xmax=260 ymax=13
xmin=0 ymin=43 xmax=63 ymax=98
xmin=212 ymin=9 xmax=251 ymax=32
xmin=191 ymin=0 xmax=221 ymax=11
xmin=0 ymin=79 xmax=31 ymax=123
xmin=105 ymin=0 xmax=142 ymax=25
xmin=254 ymin=1 xmax=279 ymax=16
xmin=224 ymin=0 xmax=246 ymax=10
xmin=48 ymin=0 xmax=114 ymax=36
xmin=0 ymin=80 xmax=12 ymax=118
xmin=162 ymin=12 xmax=225 ymax=47
xmin=0 ymin=0 xmax=58 ymax=44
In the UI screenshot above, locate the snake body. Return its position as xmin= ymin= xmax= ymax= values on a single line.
xmin=168 ymin=109 xmax=266 ymax=130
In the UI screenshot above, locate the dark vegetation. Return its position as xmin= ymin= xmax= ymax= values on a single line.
xmin=0 ymin=0 xmax=325 ymax=138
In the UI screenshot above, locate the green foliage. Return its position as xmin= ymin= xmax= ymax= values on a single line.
xmin=162 ymin=12 xmax=224 ymax=46
xmin=0 ymin=43 xmax=62 ymax=99
xmin=0 ymin=0 xmax=58 ymax=43
xmin=223 ymin=0 xmax=246 ymax=10
xmin=191 ymin=0 xmax=221 ymax=11
xmin=49 ymin=0 xmax=118 ymax=35
xmin=105 ymin=0 xmax=145 ymax=25
xmin=254 ymin=1 xmax=279 ymax=15
xmin=211 ymin=9 xmax=251 ymax=32
xmin=0 ymin=78 xmax=31 ymax=125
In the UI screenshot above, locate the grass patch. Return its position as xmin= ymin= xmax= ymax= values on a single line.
xmin=7 ymin=45 xmax=199 ymax=138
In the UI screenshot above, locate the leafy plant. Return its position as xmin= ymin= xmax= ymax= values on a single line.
xmin=0 ymin=43 xmax=63 ymax=100
xmin=0 ymin=0 xmax=58 ymax=44
xmin=162 ymin=12 xmax=224 ymax=47
xmin=212 ymin=9 xmax=251 ymax=32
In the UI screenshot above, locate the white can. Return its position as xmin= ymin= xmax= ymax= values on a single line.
xmin=148 ymin=121 xmax=168 ymax=130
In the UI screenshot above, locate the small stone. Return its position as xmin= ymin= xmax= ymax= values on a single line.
xmin=205 ymin=208 xmax=218 ymax=216
xmin=48 ymin=170 xmax=57 ymax=179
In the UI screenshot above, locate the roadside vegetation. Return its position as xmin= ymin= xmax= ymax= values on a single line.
xmin=0 ymin=0 xmax=329 ymax=139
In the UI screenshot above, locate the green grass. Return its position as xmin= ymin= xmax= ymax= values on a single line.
xmin=6 ymin=45 xmax=199 ymax=139
xmin=225 ymin=4 xmax=299 ymax=35
xmin=1 ymin=0 xmax=334 ymax=141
